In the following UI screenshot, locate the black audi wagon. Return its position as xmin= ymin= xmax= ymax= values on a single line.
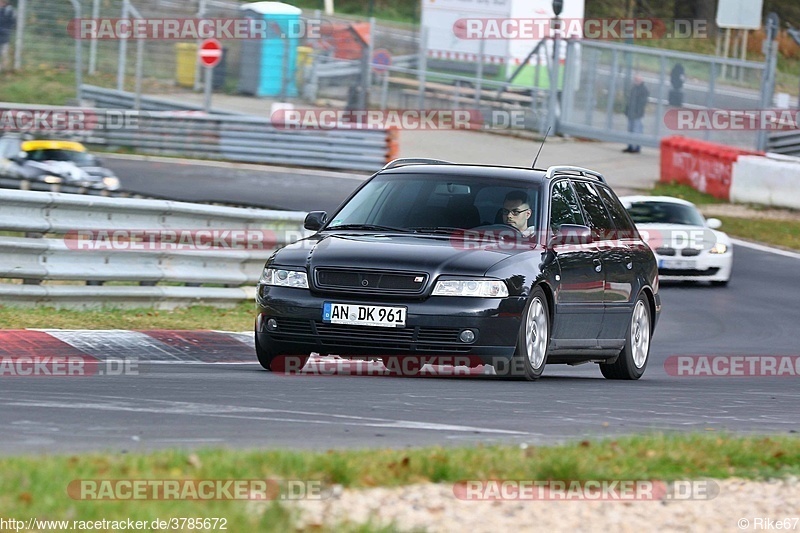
xmin=255 ymin=160 xmax=661 ymax=380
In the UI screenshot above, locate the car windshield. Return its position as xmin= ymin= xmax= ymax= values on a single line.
xmin=626 ymin=201 xmax=706 ymax=226
xmin=326 ymin=173 xmax=541 ymax=233
xmin=25 ymin=149 xmax=94 ymax=166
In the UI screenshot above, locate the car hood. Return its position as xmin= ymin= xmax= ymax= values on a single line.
xmin=635 ymin=223 xmax=730 ymax=250
xmin=25 ymin=160 xmax=98 ymax=182
xmin=273 ymin=232 xmax=527 ymax=276
xmin=79 ymin=165 xmax=115 ymax=179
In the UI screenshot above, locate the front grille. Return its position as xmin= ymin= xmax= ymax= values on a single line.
xmin=659 ymin=267 xmax=720 ymax=277
xmin=268 ymin=319 xmax=470 ymax=353
xmin=315 ymin=268 xmax=428 ymax=295
xmin=274 ymin=318 xmax=314 ymax=334
xmin=655 ymin=247 xmax=676 ymax=256
xmin=681 ymin=248 xmax=701 ymax=257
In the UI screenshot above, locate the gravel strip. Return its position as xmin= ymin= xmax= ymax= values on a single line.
xmin=277 ymin=478 xmax=799 ymax=532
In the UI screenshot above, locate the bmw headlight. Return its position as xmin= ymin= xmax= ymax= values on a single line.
xmin=259 ymin=267 xmax=309 ymax=288
xmin=102 ymin=176 xmax=120 ymax=190
xmin=709 ymin=243 xmax=728 ymax=254
xmin=432 ymin=279 xmax=508 ymax=297
xmin=43 ymin=175 xmax=63 ymax=184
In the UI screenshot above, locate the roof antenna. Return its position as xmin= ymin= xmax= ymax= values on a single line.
xmin=531 ymin=127 xmax=551 ymax=169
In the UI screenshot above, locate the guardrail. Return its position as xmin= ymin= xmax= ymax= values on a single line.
xmin=0 ymin=189 xmax=307 ymax=309
xmin=80 ymin=85 xmax=240 ymax=115
xmin=95 ymin=113 xmax=393 ymax=172
xmin=767 ymin=129 xmax=800 ymax=157
xmin=74 ymin=86 xmax=395 ymax=172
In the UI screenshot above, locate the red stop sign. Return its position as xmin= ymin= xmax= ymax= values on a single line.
xmin=199 ymin=38 xmax=223 ymax=68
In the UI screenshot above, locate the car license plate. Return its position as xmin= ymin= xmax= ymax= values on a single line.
xmin=659 ymin=259 xmax=695 ymax=270
xmin=322 ymin=302 xmax=406 ymax=328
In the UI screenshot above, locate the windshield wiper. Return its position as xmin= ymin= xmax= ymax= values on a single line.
xmin=325 ymin=224 xmax=414 ymax=233
xmin=408 ymin=226 xmax=464 ymax=235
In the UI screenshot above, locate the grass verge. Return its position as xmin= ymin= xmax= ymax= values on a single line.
xmin=651 ymin=182 xmax=800 ymax=251
xmin=0 ymin=434 xmax=797 ymax=531
xmin=0 ymin=301 xmax=255 ymax=330
xmin=715 ymin=216 xmax=800 ymax=251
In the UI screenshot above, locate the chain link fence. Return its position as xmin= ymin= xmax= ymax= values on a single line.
xmin=6 ymin=1 xmax=780 ymax=150
xmin=560 ymin=40 xmax=771 ymax=150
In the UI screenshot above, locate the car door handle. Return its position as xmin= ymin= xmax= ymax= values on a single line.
xmin=593 ymin=258 xmax=602 ymax=272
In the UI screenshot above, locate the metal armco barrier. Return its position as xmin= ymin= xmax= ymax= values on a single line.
xmin=78 ymin=86 xmax=394 ymax=172
xmin=767 ymin=129 xmax=800 ymax=157
xmin=80 ymin=85 xmax=239 ymax=115
xmin=660 ymin=136 xmax=763 ymax=200
xmin=0 ymin=189 xmax=307 ymax=309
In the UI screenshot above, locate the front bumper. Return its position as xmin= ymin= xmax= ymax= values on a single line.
xmin=256 ymin=286 xmax=526 ymax=364
xmin=655 ymin=252 xmax=732 ymax=282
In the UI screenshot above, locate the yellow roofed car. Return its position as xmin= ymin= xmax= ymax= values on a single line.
xmin=0 ymin=134 xmax=120 ymax=191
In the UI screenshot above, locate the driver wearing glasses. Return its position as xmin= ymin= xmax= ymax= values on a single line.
xmin=501 ymin=191 xmax=534 ymax=237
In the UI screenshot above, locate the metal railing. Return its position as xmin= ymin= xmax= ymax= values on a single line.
xmin=80 ymin=85 xmax=239 ymax=114
xmin=0 ymin=188 xmax=307 ymax=309
xmin=767 ymin=130 xmax=800 ymax=157
xmin=77 ymin=86 xmax=394 ymax=172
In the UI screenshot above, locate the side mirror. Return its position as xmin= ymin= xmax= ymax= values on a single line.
xmin=10 ymin=152 xmax=27 ymax=164
xmin=549 ymin=224 xmax=593 ymax=247
xmin=304 ymin=211 xmax=328 ymax=231
xmin=706 ymin=218 xmax=722 ymax=229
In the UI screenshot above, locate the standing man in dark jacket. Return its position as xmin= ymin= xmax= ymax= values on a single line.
xmin=623 ymin=74 xmax=648 ymax=153
xmin=0 ymin=0 xmax=16 ymax=72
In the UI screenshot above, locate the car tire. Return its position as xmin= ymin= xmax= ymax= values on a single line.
xmin=254 ymin=333 xmax=308 ymax=373
xmin=497 ymin=286 xmax=550 ymax=380
xmin=600 ymin=293 xmax=651 ymax=380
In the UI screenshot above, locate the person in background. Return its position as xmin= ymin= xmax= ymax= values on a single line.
xmin=0 ymin=0 xmax=16 ymax=72
xmin=623 ymin=74 xmax=649 ymax=154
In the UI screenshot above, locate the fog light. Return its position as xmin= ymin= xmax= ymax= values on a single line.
xmin=459 ymin=329 xmax=475 ymax=343
xmin=266 ymin=318 xmax=278 ymax=331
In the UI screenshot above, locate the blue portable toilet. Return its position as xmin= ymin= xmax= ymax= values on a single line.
xmin=238 ymin=2 xmax=302 ymax=98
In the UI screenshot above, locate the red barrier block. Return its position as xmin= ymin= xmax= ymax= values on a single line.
xmin=660 ymin=136 xmax=763 ymax=200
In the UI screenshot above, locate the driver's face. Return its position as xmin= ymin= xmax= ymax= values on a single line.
xmin=503 ymin=200 xmax=530 ymax=231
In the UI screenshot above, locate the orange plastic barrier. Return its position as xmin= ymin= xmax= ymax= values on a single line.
xmin=660 ymin=136 xmax=763 ymax=200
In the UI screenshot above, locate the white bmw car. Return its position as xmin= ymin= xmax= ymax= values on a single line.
xmin=619 ymin=196 xmax=733 ymax=286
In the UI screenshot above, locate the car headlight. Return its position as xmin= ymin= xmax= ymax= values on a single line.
xmin=432 ymin=279 xmax=509 ymax=297
xmin=259 ymin=268 xmax=309 ymax=288
xmin=102 ymin=176 xmax=120 ymax=190
xmin=709 ymin=243 xmax=728 ymax=254
xmin=43 ymin=175 xmax=63 ymax=184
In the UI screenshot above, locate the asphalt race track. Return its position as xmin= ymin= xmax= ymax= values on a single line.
xmin=103 ymin=155 xmax=368 ymax=212
xmin=1 ymin=243 xmax=798 ymax=455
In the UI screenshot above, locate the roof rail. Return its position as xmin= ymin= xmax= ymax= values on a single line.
xmin=544 ymin=165 xmax=606 ymax=184
xmin=382 ymin=158 xmax=454 ymax=170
